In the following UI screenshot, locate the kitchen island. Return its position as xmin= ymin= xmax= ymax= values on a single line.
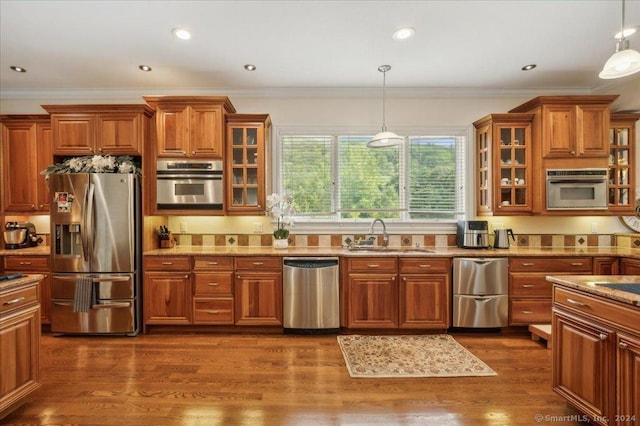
xmin=0 ymin=274 xmax=42 ymax=420
xmin=547 ymin=275 xmax=639 ymax=426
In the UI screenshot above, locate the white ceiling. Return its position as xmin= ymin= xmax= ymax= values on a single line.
xmin=1 ymin=0 xmax=640 ymax=97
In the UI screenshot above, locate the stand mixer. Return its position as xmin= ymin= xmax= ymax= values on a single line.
xmin=3 ymin=221 xmax=43 ymax=249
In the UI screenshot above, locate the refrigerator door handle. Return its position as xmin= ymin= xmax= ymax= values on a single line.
xmin=80 ymin=184 xmax=90 ymax=262
xmin=85 ymin=182 xmax=95 ymax=261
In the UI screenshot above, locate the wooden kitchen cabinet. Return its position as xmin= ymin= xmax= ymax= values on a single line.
xmin=473 ymin=113 xmax=534 ymax=215
xmin=234 ymin=257 xmax=282 ymax=326
xmin=508 ymin=256 xmax=592 ymax=325
xmin=608 ymin=113 xmax=640 ymax=213
xmin=620 ymin=257 xmax=640 ymax=275
xmin=509 ymin=96 xmax=617 ymax=159
xmin=143 ymin=96 xmax=236 ymax=159
xmin=192 ymin=256 xmax=234 ymax=325
xmin=42 ymin=104 xmax=154 ymax=156
xmin=342 ymin=257 xmax=398 ymax=328
xmin=225 ymin=114 xmax=271 ymax=214
xmin=0 ymin=278 xmax=40 ymax=420
xmin=1 ymin=116 xmax=52 ymax=213
xmin=143 ymin=257 xmax=192 ymax=327
xmin=592 ymin=257 xmax=619 ymax=275
xmin=4 ymin=255 xmax=51 ymax=325
xmin=552 ymin=285 xmax=639 ymax=425
xmin=398 ymin=257 xmax=450 ymax=329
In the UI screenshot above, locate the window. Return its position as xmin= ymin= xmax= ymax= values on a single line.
xmin=276 ymin=129 xmax=466 ymax=227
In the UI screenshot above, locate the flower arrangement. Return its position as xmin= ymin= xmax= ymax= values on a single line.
xmin=266 ymin=193 xmax=295 ymax=240
xmin=41 ymin=155 xmax=141 ymax=176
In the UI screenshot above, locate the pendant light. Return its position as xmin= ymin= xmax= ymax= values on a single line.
xmin=599 ymin=0 xmax=640 ymax=79
xmin=367 ymin=65 xmax=403 ymax=148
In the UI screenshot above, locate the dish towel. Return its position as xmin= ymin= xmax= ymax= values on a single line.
xmin=73 ymin=276 xmax=95 ymax=312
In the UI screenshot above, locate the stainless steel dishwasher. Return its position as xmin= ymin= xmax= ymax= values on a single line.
xmin=283 ymin=257 xmax=340 ymax=334
xmin=452 ymin=257 xmax=508 ymax=328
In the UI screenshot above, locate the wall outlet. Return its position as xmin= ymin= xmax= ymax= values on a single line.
xmin=253 ymin=222 xmax=263 ymax=233
xmin=591 ymin=223 xmax=598 ymax=234
xmin=180 ymin=222 xmax=187 ymax=233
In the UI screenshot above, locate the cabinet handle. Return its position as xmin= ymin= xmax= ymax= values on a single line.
xmin=522 ymin=310 xmax=533 ymax=314
xmin=367 ymin=264 xmax=380 ymax=268
xmin=566 ymin=298 xmax=587 ymax=307
xmin=207 ymin=282 xmax=219 ymax=286
xmin=161 ymin=262 xmax=173 ymax=265
xmin=39 ymin=204 xmax=44 ymax=209
xmin=3 ymin=297 xmax=25 ymax=306
xmin=521 ymin=284 xmax=534 ymax=288
xmin=570 ymin=150 xmax=576 ymax=155
xmin=184 ymin=275 xmax=189 ymax=279
xmin=31 ymin=204 xmax=36 ymax=209
xmin=522 ymin=263 xmax=535 ymax=266
xmin=205 ymin=310 xmax=220 ymax=314
xmin=207 ymin=262 xmax=219 ymax=265
xmin=570 ymin=262 xmax=583 ymax=266
xmin=619 ymin=341 xmax=628 ymax=349
xmin=98 ymin=147 xmax=103 ymax=152
xmin=192 ymin=151 xmax=196 ymax=155
xmin=419 ymin=264 xmax=432 ymax=268
xmin=20 ymin=261 xmax=32 ymax=265
xmin=599 ymin=333 xmax=607 ymax=341
xmin=252 ymin=262 xmax=264 ymax=266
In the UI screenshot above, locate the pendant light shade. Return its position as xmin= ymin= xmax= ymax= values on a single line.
xmin=368 ymin=65 xmax=403 ymax=148
xmin=600 ymin=0 xmax=640 ymax=79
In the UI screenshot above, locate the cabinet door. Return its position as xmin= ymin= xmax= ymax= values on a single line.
xmin=577 ymin=104 xmax=609 ymax=158
xmin=494 ymin=123 xmax=532 ymax=213
xmin=346 ymin=273 xmax=398 ymax=328
xmin=475 ymin=121 xmax=492 ymax=214
xmin=156 ymin=105 xmax=190 ymax=157
xmin=96 ymin=112 xmax=142 ymax=155
xmin=620 ymin=258 xmax=640 ymax=275
xmin=399 ymin=274 xmax=449 ymax=329
xmin=143 ymin=272 xmax=191 ymax=324
xmin=617 ymin=332 xmax=640 ymax=425
xmin=608 ymin=114 xmax=638 ymax=213
xmin=51 ymin=114 xmax=95 ymax=155
xmin=592 ymin=257 xmax=619 ymax=275
xmin=190 ymin=104 xmax=224 ymax=158
xmin=2 ymin=122 xmax=38 ymax=212
xmin=35 ymin=123 xmax=53 ymax=211
xmin=234 ymin=272 xmax=282 ymax=325
xmin=542 ymin=105 xmax=575 ymax=158
xmin=553 ymin=312 xmax=615 ymax=424
xmin=226 ymin=123 xmax=266 ymax=214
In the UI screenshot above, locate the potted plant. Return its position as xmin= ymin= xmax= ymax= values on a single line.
xmin=266 ymin=193 xmax=295 ymax=249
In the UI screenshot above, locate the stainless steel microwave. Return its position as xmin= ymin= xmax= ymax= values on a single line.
xmin=546 ymin=168 xmax=608 ymax=210
xmin=156 ymin=160 xmax=223 ymax=210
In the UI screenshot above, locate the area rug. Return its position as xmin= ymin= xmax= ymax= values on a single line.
xmin=337 ymin=334 xmax=497 ymax=378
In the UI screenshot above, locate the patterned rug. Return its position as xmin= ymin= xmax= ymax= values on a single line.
xmin=337 ymin=334 xmax=497 ymax=378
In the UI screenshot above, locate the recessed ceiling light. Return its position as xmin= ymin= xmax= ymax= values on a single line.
xmin=10 ymin=65 xmax=26 ymax=73
xmin=172 ymin=27 xmax=192 ymax=40
xmin=615 ymin=26 xmax=638 ymax=39
xmin=521 ymin=64 xmax=537 ymax=71
xmin=138 ymin=65 xmax=152 ymax=72
xmin=392 ymin=27 xmax=415 ymax=40
xmin=244 ymin=64 xmax=256 ymax=71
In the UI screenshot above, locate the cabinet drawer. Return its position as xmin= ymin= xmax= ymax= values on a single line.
xmin=509 ymin=299 xmax=552 ymax=324
xmin=194 ymin=272 xmax=233 ymax=295
xmin=193 ymin=298 xmax=234 ymax=324
xmin=553 ymin=286 xmax=639 ymax=331
xmin=4 ymin=255 xmax=50 ymax=271
xmin=1 ymin=285 xmax=39 ymax=315
xmin=144 ymin=256 xmax=191 ymax=271
xmin=399 ymin=257 xmax=450 ymax=274
xmin=193 ymin=256 xmax=233 ymax=271
xmin=509 ymin=274 xmax=553 ymax=297
xmin=347 ymin=257 xmax=397 ymax=273
xmin=509 ymin=257 xmax=591 ymax=272
xmin=235 ymin=257 xmax=282 ymax=271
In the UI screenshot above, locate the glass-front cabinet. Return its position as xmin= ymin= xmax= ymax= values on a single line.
xmin=473 ymin=114 xmax=533 ymax=215
xmin=608 ymin=113 xmax=640 ymax=214
xmin=225 ymin=114 xmax=271 ymax=215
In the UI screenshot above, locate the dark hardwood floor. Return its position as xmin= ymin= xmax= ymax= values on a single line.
xmin=4 ymin=331 xmax=584 ymax=425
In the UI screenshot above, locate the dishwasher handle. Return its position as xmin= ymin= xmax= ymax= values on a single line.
xmin=283 ymin=257 xmax=339 ymax=268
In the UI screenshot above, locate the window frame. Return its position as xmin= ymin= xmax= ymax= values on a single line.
xmin=272 ymin=125 xmax=474 ymax=234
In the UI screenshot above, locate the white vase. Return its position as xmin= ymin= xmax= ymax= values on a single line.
xmin=273 ymin=239 xmax=288 ymax=249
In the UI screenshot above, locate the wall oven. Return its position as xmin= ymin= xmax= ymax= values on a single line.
xmin=157 ymin=160 xmax=223 ymax=210
xmin=546 ymin=168 xmax=607 ymax=210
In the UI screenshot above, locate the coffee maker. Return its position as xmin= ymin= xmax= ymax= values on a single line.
xmin=3 ymin=222 xmax=42 ymax=249
xmin=456 ymin=220 xmax=489 ymax=248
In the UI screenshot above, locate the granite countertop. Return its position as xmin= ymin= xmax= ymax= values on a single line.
xmin=546 ymin=275 xmax=640 ymax=307
xmin=0 ymin=273 xmax=44 ymax=292
xmin=0 ymin=246 xmax=51 ymax=256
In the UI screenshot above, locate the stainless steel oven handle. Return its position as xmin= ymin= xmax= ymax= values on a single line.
xmin=157 ymin=174 xmax=222 ymax=179
xmin=53 ymin=301 xmax=131 ymax=309
xmin=548 ymin=179 xmax=606 ymax=184
xmin=52 ymin=275 xmax=131 ymax=283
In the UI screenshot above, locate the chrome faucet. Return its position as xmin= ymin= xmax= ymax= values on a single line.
xmin=368 ymin=218 xmax=389 ymax=247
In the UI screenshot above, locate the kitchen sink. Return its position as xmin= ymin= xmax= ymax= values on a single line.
xmin=346 ymin=246 xmax=434 ymax=254
xmin=591 ymin=283 xmax=640 ymax=296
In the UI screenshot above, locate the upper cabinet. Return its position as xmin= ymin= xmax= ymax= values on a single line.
xmin=473 ymin=113 xmax=534 ymax=216
xmin=143 ymin=96 xmax=236 ymax=159
xmin=1 ymin=115 xmax=52 ymax=213
xmin=42 ymin=104 xmax=154 ymax=156
xmin=509 ymin=95 xmax=618 ymax=161
xmin=608 ymin=113 xmax=640 ymax=213
xmin=225 ymin=114 xmax=271 ymax=215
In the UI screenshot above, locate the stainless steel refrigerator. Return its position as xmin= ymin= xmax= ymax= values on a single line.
xmin=49 ymin=173 xmax=141 ymax=335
